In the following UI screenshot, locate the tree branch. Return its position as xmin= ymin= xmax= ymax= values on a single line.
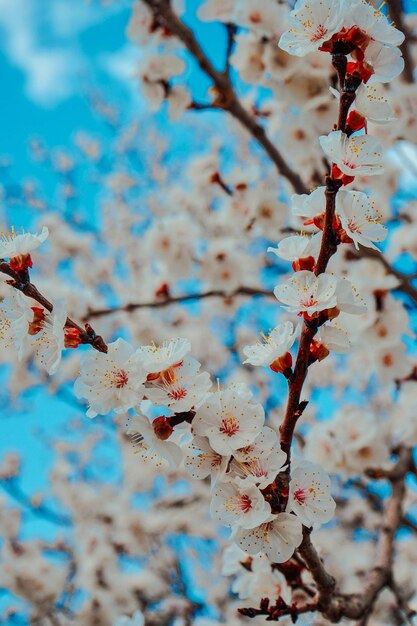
xmin=141 ymin=0 xmax=308 ymax=195
xmin=0 ymin=261 xmax=108 ymax=353
xmin=83 ymin=286 xmax=275 ymax=320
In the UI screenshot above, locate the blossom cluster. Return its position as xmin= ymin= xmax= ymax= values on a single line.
xmin=1 ymin=0 xmax=417 ymax=623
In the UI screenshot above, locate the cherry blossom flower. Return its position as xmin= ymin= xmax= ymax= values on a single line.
xmin=184 ymin=435 xmax=229 ymax=485
xmin=365 ymin=41 xmax=405 ymax=84
xmin=268 ymin=233 xmax=322 ymax=266
xmin=336 ymin=190 xmax=387 ymax=250
xmin=0 ymin=226 xmax=49 ymax=271
xmin=287 ymin=460 xmax=336 ymax=528
xmin=232 ymin=553 xmax=291 ymax=604
xmin=319 ymin=131 xmax=384 ymax=178
xmin=352 ymin=84 xmax=394 ymax=125
xmin=335 ymin=277 xmax=367 ymax=315
xmin=318 ymin=323 xmax=352 ymax=354
xmin=0 ymin=289 xmax=33 ymax=358
xmin=230 ymin=438 xmax=287 ymax=490
xmin=192 ymin=384 xmax=264 ymax=456
xmin=128 ymin=413 xmax=182 ymax=468
xmin=290 ymin=186 xmax=326 ymax=226
xmin=74 ymin=338 xmax=146 ymax=418
xmin=344 ymin=0 xmax=405 ymax=48
xmin=234 ymin=513 xmax=303 ymax=563
xmin=210 ymin=477 xmax=271 ymax=529
xmin=274 ymin=270 xmax=338 ymax=317
xmin=137 ymin=338 xmax=191 ymax=376
xmin=145 ymin=357 xmax=212 ymax=412
xmin=279 ymin=0 xmax=346 ymax=57
xmin=30 ymin=302 xmax=67 ymax=375
xmin=242 ymin=321 xmax=298 ymax=371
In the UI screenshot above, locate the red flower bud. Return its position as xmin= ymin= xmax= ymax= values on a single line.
xmin=152 ymin=416 xmax=174 ymax=441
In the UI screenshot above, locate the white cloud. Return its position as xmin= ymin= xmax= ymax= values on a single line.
xmin=0 ymin=0 xmax=125 ymax=107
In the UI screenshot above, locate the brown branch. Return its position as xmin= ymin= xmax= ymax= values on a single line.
xmin=279 ymin=52 xmax=355 ymax=463
xmin=83 ymin=286 xmax=274 ymax=320
xmin=387 ymin=0 xmax=415 ymax=83
xmin=0 ymin=261 xmax=107 ymax=353
xmin=141 ymin=0 xmax=308 ymax=195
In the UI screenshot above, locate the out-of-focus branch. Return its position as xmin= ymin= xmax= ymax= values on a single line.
xmin=0 ymin=477 xmax=72 ymax=527
xmin=387 ymin=0 xmax=415 ymax=83
xmin=83 ymin=286 xmax=275 ymax=320
xmin=141 ymin=0 xmax=309 ymax=195
xmin=0 ymin=260 xmax=108 ymax=353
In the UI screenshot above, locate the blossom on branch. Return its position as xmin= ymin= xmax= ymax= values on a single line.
xmin=319 ymin=131 xmax=384 ymax=180
xmin=74 ymin=338 xmax=146 ymax=417
xmin=287 ymin=460 xmax=335 ymax=528
xmin=0 ymin=226 xmax=49 ymax=271
xmin=192 ymin=384 xmax=265 ymax=456
xmin=278 ymin=0 xmax=346 ymax=57
xmin=234 ymin=513 xmax=303 ymax=563
xmin=242 ymin=321 xmax=298 ymax=371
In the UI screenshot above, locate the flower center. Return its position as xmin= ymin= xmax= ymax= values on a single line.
xmin=294 ymin=488 xmax=308 ymax=503
xmin=169 ymin=387 xmax=187 ymax=400
xmin=107 ymin=368 xmax=129 ymax=388
xmin=311 ymin=24 xmax=327 ymax=42
xmin=239 ymin=494 xmax=252 ymax=513
xmin=302 ymin=294 xmax=318 ymax=308
xmin=219 ymin=413 xmax=240 ymax=437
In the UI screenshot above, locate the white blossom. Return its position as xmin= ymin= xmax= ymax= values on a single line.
xmin=0 ymin=226 xmax=49 ymax=261
xmin=287 ymin=460 xmax=336 ymax=527
xmin=0 ymin=289 xmax=33 ymax=358
xmin=279 ymin=0 xmax=346 ymax=57
xmin=184 ymin=435 xmax=229 ymax=485
xmin=145 ymin=357 xmax=212 ymax=412
xmin=128 ymin=413 xmax=182 ymax=468
xmin=274 ymin=270 xmax=338 ymax=317
xmin=234 ymin=513 xmax=303 ymax=563
xmin=31 ymin=302 xmax=67 ymax=375
xmin=319 ymin=131 xmax=384 ymax=177
xmin=137 ymin=337 xmax=191 ymax=375
xmin=74 ymin=338 xmax=146 ymax=418
xmin=267 ymin=233 xmax=322 ymax=263
xmin=336 ymin=190 xmax=387 ymax=250
xmin=210 ymin=478 xmax=271 ymax=529
xmin=242 ymin=321 xmax=298 ymax=368
xmin=192 ymin=384 xmax=264 ymax=456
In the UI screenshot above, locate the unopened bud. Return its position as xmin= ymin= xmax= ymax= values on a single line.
xmin=152 ymin=416 xmax=174 ymax=441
